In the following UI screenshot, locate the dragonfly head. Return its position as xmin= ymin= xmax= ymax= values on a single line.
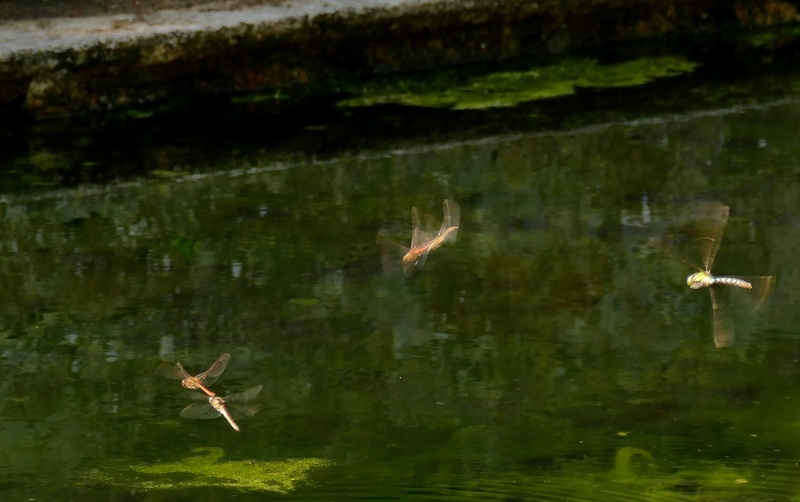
xmin=687 ymin=271 xmax=713 ymax=289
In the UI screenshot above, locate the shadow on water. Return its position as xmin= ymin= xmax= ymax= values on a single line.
xmin=4 ymin=32 xmax=800 ymax=502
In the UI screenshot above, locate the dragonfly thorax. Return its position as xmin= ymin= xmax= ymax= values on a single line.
xmin=687 ymin=271 xmax=714 ymax=289
xmin=209 ymin=396 xmax=226 ymax=411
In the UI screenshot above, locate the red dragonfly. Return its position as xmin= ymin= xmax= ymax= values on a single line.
xmin=180 ymin=385 xmax=263 ymax=432
xmin=155 ymin=353 xmax=230 ymax=397
xmin=380 ymin=199 xmax=460 ymax=276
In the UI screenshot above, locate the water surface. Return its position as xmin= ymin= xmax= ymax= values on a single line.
xmin=2 ymin=93 xmax=800 ymax=501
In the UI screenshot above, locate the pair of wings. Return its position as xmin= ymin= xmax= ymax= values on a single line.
xmin=409 ymin=199 xmax=461 ymax=251
xmin=180 ymin=385 xmax=264 ymax=420
xmin=155 ymin=353 xmax=230 ymax=388
xmin=380 ymin=199 xmax=461 ymax=276
xmin=653 ymin=202 xmax=775 ymax=347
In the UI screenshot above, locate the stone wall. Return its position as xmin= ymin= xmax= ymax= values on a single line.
xmin=1 ymin=0 xmax=798 ymax=118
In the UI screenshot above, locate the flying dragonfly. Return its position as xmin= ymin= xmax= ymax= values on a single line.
xmin=180 ymin=385 xmax=263 ymax=432
xmin=155 ymin=353 xmax=230 ymax=397
xmin=652 ymin=202 xmax=775 ymax=348
xmin=380 ymin=199 xmax=460 ymax=276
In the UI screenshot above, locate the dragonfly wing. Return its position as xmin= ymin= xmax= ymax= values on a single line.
xmin=690 ymin=202 xmax=729 ymax=273
xmin=155 ymin=361 xmax=192 ymax=381
xmin=229 ymin=403 xmax=264 ymax=418
xmin=439 ymin=199 xmax=461 ymax=235
xmin=378 ymin=234 xmax=409 ymax=276
xmin=723 ymin=275 xmax=777 ymax=314
xmin=180 ymin=401 xmax=221 ymax=420
xmin=410 ymin=207 xmax=422 ymax=249
xmin=224 ymin=385 xmax=263 ymax=404
xmin=194 ymin=353 xmax=230 ymax=387
xmin=709 ymin=288 xmax=735 ymax=348
xmin=402 ymin=247 xmax=431 ymax=276
xmin=748 ymin=275 xmax=776 ymax=313
xmin=647 ymin=236 xmax=703 ymax=272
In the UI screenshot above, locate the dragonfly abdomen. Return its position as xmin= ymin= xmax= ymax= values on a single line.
xmin=687 ymin=271 xmax=753 ymax=290
xmin=712 ymin=276 xmax=753 ymax=289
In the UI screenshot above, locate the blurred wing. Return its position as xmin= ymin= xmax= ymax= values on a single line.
xmin=410 ymin=207 xmax=422 ymax=249
xmin=378 ymin=233 xmax=409 ymax=276
xmin=647 ymin=236 xmax=703 ymax=272
xmin=748 ymin=275 xmax=776 ymax=313
xmin=439 ymin=199 xmax=461 ymax=235
xmin=194 ymin=353 xmax=230 ymax=387
xmin=187 ymin=389 xmax=214 ymax=401
xmin=439 ymin=225 xmax=459 ymax=246
xmin=402 ymin=247 xmax=431 ymax=277
xmin=728 ymin=275 xmax=776 ymax=314
xmin=224 ymin=385 xmax=263 ymax=404
xmin=709 ymin=288 xmax=735 ymax=348
xmin=180 ymin=402 xmax=221 ymax=420
xmin=229 ymin=403 xmax=264 ymax=418
xmin=155 ymin=361 xmax=192 ymax=381
xmin=690 ymin=202 xmax=729 ymax=273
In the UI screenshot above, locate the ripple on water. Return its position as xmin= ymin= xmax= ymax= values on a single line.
xmin=295 ymin=449 xmax=800 ymax=502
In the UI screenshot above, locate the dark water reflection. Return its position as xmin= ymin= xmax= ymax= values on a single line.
xmin=2 ymin=99 xmax=800 ymax=501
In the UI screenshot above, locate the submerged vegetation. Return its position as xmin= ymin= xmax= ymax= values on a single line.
xmin=83 ymin=447 xmax=333 ymax=493
xmin=337 ymin=56 xmax=700 ymax=110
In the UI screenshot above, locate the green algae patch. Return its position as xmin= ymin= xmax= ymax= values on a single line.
xmin=337 ymin=57 xmax=700 ymax=110
xmin=82 ymin=447 xmax=333 ymax=494
xmin=610 ymin=446 xmax=655 ymax=481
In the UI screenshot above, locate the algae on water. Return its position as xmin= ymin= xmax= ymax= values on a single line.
xmin=337 ymin=56 xmax=700 ymax=110
xmin=82 ymin=447 xmax=333 ymax=494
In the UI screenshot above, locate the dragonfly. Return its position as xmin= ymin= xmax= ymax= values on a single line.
xmin=155 ymin=353 xmax=230 ymax=397
xmin=179 ymin=384 xmax=264 ymax=432
xmin=653 ymin=202 xmax=775 ymax=348
xmin=380 ymin=199 xmax=460 ymax=276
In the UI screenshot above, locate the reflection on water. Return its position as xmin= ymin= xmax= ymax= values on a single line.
xmin=1 ymin=98 xmax=800 ymax=500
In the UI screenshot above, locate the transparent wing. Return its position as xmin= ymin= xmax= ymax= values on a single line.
xmin=229 ymin=403 xmax=264 ymax=418
xmin=690 ymin=202 xmax=729 ymax=273
xmin=709 ymin=288 xmax=735 ymax=348
xmin=402 ymin=247 xmax=431 ymax=277
xmin=438 ymin=199 xmax=460 ymax=245
xmin=223 ymin=385 xmax=262 ymax=404
xmin=747 ymin=275 xmax=776 ymax=313
xmin=649 ymin=202 xmax=729 ymax=272
xmin=155 ymin=361 xmax=193 ymax=381
xmin=647 ymin=236 xmax=703 ymax=272
xmin=193 ymin=353 xmax=230 ymax=387
xmin=704 ymin=276 xmax=775 ymax=348
xmin=410 ymin=207 xmax=423 ymax=249
xmin=439 ymin=199 xmax=461 ymax=235
xmin=726 ymin=275 xmax=777 ymax=314
xmin=377 ymin=233 xmax=409 ymax=276
xmin=180 ymin=401 xmax=220 ymax=420
xmin=187 ymin=390 xmax=214 ymax=401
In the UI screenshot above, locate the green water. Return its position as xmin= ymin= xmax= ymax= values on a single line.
xmin=4 ymin=90 xmax=800 ymax=500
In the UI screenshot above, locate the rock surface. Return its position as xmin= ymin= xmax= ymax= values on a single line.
xmin=1 ymin=0 xmax=798 ymax=118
